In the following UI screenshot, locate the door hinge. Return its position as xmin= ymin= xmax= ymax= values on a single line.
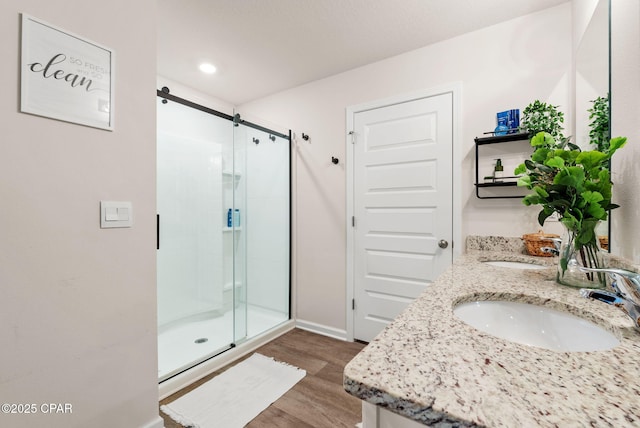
xmin=352 ymin=216 xmax=356 ymax=227
xmin=352 ymin=299 xmax=355 ymax=310
xmin=348 ymin=130 xmax=355 ymax=144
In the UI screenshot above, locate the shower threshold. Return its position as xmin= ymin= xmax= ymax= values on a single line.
xmin=159 ymin=318 xmax=294 ymax=399
xmin=158 ymin=304 xmax=289 ymax=380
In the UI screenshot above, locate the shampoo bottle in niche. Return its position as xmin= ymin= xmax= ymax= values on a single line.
xmin=234 ymin=209 xmax=240 ymax=227
xmin=227 ymin=208 xmax=232 ymax=228
xmin=494 ymin=159 xmax=504 ymax=181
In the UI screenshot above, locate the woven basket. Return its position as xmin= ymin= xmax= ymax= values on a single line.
xmin=598 ymin=235 xmax=609 ymax=251
xmin=522 ymin=230 xmax=560 ymax=257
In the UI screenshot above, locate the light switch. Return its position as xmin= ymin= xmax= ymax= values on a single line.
xmin=101 ymin=201 xmax=133 ymax=228
xmin=105 ymin=207 xmax=118 ymax=221
xmin=117 ymin=207 xmax=129 ymax=221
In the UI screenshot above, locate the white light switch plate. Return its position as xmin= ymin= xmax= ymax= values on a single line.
xmin=101 ymin=201 xmax=133 ymax=228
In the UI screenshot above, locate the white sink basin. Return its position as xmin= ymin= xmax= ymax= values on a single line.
xmin=454 ymin=300 xmax=619 ymax=352
xmin=483 ymin=261 xmax=547 ymax=270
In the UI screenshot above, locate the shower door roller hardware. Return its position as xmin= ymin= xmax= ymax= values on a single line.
xmin=438 ymin=239 xmax=449 ymax=249
xmin=348 ymin=131 xmax=356 ymax=144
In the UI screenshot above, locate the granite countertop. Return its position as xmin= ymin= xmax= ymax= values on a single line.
xmin=343 ymin=249 xmax=640 ymax=427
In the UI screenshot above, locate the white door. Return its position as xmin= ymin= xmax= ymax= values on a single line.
xmin=352 ymin=93 xmax=453 ymax=342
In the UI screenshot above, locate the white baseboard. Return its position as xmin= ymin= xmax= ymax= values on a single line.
xmin=159 ymin=320 xmax=295 ymax=400
xmin=295 ymin=319 xmax=348 ymax=341
xmin=140 ymin=415 xmax=165 ymax=428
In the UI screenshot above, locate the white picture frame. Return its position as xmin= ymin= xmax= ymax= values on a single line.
xmin=20 ymin=14 xmax=115 ymax=131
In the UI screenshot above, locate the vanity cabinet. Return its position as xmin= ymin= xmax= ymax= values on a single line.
xmin=474 ymin=132 xmax=531 ymax=199
xmin=362 ymin=402 xmax=425 ymax=428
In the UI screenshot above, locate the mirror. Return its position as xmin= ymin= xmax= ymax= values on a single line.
xmin=574 ymin=0 xmax=610 ymax=250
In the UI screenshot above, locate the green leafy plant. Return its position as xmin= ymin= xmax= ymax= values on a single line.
xmin=515 ymin=132 xmax=626 ymax=281
xmin=588 ymin=94 xmax=610 ymax=152
xmin=516 ymin=132 xmax=626 ymax=230
xmin=520 ymin=100 xmax=565 ymax=142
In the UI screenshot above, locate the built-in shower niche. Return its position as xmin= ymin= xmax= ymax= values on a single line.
xmin=156 ymin=91 xmax=290 ymax=382
xmin=222 ymin=166 xmax=243 ymax=313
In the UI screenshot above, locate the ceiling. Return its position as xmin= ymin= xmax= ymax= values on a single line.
xmin=157 ymin=0 xmax=569 ymax=105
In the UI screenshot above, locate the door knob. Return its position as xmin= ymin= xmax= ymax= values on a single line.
xmin=438 ymin=239 xmax=449 ymax=249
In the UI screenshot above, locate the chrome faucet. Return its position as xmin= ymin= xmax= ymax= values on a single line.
xmin=540 ymin=237 xmax=562 ymax=256
xmin=579 ymin=266 xmax=640 ymax=328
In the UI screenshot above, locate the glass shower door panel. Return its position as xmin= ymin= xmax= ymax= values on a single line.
xmin=230 ymin=123 xmax=248 ymax=344
xmin=157 ymin=97 xmax=233 ymax=380
xmin=244 ymin=126 xmax=291 ymax=339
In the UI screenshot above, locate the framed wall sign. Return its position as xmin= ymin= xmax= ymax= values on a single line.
xmin=20 ymin=14 xmax=115 ymax=131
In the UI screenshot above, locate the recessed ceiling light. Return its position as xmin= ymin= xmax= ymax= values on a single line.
xmin=199 ymin=63 xmax=217 ymax=74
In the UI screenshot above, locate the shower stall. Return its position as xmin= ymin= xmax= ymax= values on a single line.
xmin=156 ymin=89 xmax=291 ymax=382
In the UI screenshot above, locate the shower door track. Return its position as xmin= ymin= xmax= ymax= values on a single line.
xmin=156 ymin=89 xmax=290 ymax=140
xmin=160 ymin=343 xmax=235 ymax=384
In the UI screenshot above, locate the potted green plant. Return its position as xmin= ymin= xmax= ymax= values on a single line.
xmin=515 ymin=132 xmax=627 ymax=288
xmin=520 ymin=100 xmax=566 ymax=142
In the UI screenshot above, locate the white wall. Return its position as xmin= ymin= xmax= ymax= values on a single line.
xmin=611 ymin=0 xmax=640 ymax=263
xmin=0 ymin=2 xmax=161 ymax=428
xmin=238 ymin=4 xmax=572 ymax=335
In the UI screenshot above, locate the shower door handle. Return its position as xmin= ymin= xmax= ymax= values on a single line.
xmin=157 ymin=214 xmax=160 ymax=250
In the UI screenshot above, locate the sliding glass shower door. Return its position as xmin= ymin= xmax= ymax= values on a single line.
xmin=233 ymin=123 xmax=290 ymax=343
xmin=157 ymin=96 xmax=234 ymax=380
xmin=156 ymin=92 xmax=290 ymax=382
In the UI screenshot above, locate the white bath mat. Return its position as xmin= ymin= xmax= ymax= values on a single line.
xmin=161 ymin=353 xmax=306 ymax=428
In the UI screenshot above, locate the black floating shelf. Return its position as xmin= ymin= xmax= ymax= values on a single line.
xmin=475 ymin=132 xmax=530 ymax=145
xmin=475 ymin=181 xmax=519 ymax=188
xmin=474 ymin=132 xmax=530 ymax=199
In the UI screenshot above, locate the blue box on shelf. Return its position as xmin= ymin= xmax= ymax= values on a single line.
xmin=495 ymin=109 xmax=520 ymax=135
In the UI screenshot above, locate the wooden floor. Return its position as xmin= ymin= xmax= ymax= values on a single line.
xmin=159 ymin=328 xmax=366 ymax=428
